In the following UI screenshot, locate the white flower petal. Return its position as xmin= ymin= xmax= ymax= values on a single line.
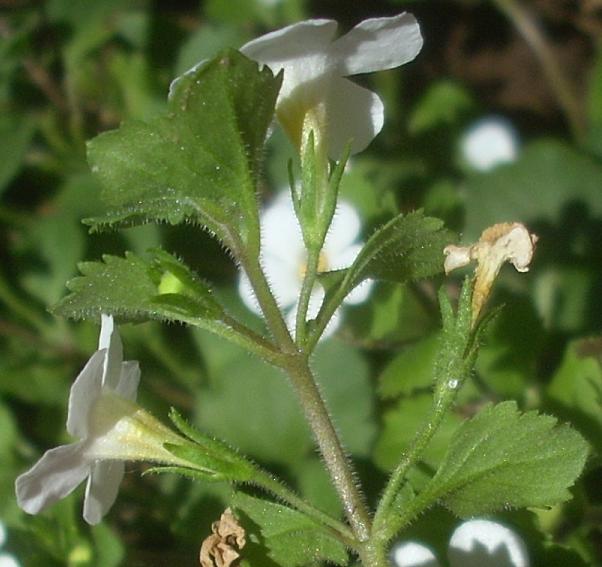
xmin=264 ymin=254 xmax=302 ymax=308
xmin=330 ymin=243 xmax=363 ymax=271
xmin=261 ymin=192 xmax=305 ymax=263
xmin=238 ymin=273 xmax=263 ymax=315
xmin=461 ymin=117 xmax=519 ymax=172
xmin=392 ymin=541 xmax=440 ymax=567
xmin=0 ymin=520 xmax=5 ymax=547
xmin=0 ymin=553 xmax=22 ymax=567
xmin=325 ymin=77 xmax=384 ymax=157
xmin=448 ymin=519 xmax=529 ymax=567
xmin=66 ymin=349 xmax=105 ymax=439
xmin=331 ymin=13 xmax=423 ymax=76
xmin=116 ymin=361 xmax=140 ymax=402
xmin=344 ymin=279 xmax=374 ymax=305
xmin=240 ymin=19 xmax=337 ymax=69
xmin=15 ymin=442 xmax=90 ymax=515
xmin=98 ymin=315 xmax=123 ymax=390
xmin=325 ymin=202 xmax=362 ymax=258
xmin=83 ymin=460 xmax=125 ymax=525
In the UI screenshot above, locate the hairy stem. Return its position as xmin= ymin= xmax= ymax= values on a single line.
xmin=286 ymin=357 xmax=372 ymax=542
xmin=295 ymin=247 xmax=320 ymax=344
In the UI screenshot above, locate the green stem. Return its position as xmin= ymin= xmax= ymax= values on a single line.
xmin=254 ymin=469 xmax=358 ymax=549
xmin=307 ymin=275 xmax=350 ymax=352
xmin=373 ymin=399 xmax=448 ymax=536
xmin=493 ymin=0 xmax=587 ymax=143
xmin=239 ymin=253 xmax=296 ymax=353
xmin=287 ymin=357 xmax=372 ymax=542
xmin=295 ymin=246 xmax=320 ymax=345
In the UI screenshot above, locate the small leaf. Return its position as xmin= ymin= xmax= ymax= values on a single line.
xmin=86 ymin=49 xmax=282 ymax=258
xmin=424 ymin=401 xmax=589 ymax=517
xmin=349 ymin=210 xmax=453 ymax=285
xmin=232 ymin=492 xmax=348 ymax=567
xmin=53 ymin=250 xmax=222 ymax=323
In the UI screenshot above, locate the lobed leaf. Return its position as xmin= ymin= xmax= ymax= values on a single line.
xmin=53 ymin=250 xmax=222 ymax=323
xmin=232 ymin=492 xmax=348 ymax=567
xmin=424 ymin=401 xmax=589 ymax=517
xmin=85 ymin=49 xmax=282 ymax=258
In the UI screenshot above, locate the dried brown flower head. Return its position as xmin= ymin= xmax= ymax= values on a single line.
xmin=200 ymin=508 xmax=246 ymax=567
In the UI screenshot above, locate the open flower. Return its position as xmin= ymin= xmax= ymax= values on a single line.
xmin=444 ymin=222 xmax=538 ymax=323
xmin=240 ymin=13 xmax=423 ymax=158
xmin=393 ymin=519 xmax=529 ymax=567
xmin=461 ymin=117 xmax=519 ymax=172
xmin=16 ymin=315 xmax=187 ymax=525
xmin=239 ymin=192 xmax=371 ymax=338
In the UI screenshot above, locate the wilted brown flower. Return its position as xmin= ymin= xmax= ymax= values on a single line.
xmin=444 ymin=222 xmax=538 ymax=323
xmin=200 ymin=508 xmax=246 ymax=567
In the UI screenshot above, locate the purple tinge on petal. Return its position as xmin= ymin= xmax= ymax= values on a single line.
xmin=98 ymin=314 xmax=124 ymax=390
xmin=15 ymin=442 xmax=90 ymax=515
xmin=115 ymin=361 xmax=140 ymax=402
xmin=83 ymin=460 xmax=125 ymax=525
xmin=332 ymin=13 xmax=423 ymax=76
xmin=66 ymin=349 xmax=105 ymax=438
xmin=324 ymin=76 xmax=384 ymax=158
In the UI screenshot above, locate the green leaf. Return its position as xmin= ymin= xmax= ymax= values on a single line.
xmin=408 ymin=80 xmax=474 ymax=135
xmin=546 ymin=339 xmax=602 ymax=454
xmin=378 ymin=334 xmax=441 ymax=399
xmin=85 ymin=49 xmax=282 ymax=258
xmin=53 ymin=249 xmax=223 ymax=323
xmin=232 ymin=492 xmax=348 ymax=567
xmin=424 ymin=401 xmax=589 ymax=517
xmin=349 ymin=210 xmax=452 ymax=285
xmin=0 ymin=113 xmax=35 ymax=195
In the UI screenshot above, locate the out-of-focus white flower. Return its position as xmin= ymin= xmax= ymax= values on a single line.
xmin=15 ymin=315 xmax=187 ymax=525
xmin=393 ymin=519 xmax=529 ymax=567
xmin=461 ymin=117 xmax=519 ymax=172
xmin=240 ymin=13 xmax=423 ymax=158
xmin=444 ymin=222 xmax=538 ymax=323
xmin=0 ymin=520 xmax=21 ymax=567
xmin=239 ymin=192 xmax=371 ymax=338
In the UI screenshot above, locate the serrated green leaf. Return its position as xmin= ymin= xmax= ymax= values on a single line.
xmin=350 ymin=210 xmax=452 ymax=285
xmin=424 ymin=401 xmax=589 ymax=517
xmin=85 ymin=49 xmax=281 ymax=258
xmin=232 ymin=492 xmax=348 ymax=567
xmin=53 ymin=250 xmax=222 ymax=323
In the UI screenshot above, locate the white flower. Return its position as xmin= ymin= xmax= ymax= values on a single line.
xmin=240 ymin=13 xmax=423 ymax=158
xmin=393 ymin=519 xmax=529 ymax=567
xmin=461 ymin=117 xmax=519 ymax=172
xmin=0 ymin=521 xmax=20 ymax=567
xmin=239 ymin=192 xmax=371 ymax=338
xmin=15 ymin=315 xmax=187 ymax=525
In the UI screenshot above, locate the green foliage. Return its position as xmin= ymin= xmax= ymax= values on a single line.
xmin=423 ymin=401 xmax=589 ymax=517
xmin=53 ymin=249 xmax=222 ymax=323
xmin=86 ymin=49 xmax=282 ymax=258
xmin=463 ymin=140 xmax=602 ymax=237
xmin=0 ymin=113 xmax=35 ymax=195
xmin=546 ymin=339 xmax=602 ymax=454
xmin=233 ymin=492 xmax=348 ymax=566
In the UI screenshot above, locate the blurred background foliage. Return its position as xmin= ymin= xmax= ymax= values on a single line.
xmin=1 ymin=0 xmax=602 ymax=565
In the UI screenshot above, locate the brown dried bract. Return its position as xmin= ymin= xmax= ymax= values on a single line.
xmin=444 ymin=222 xmax=538 ymax=323
xmin=200 ymin=508 xmax=246 ymax=567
